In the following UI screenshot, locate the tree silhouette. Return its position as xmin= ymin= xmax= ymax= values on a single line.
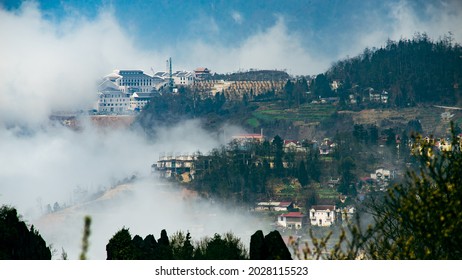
xmin=0 ymin=205 xmax=51 ymax=260
xmin=250 ymin=230 xmax=292 ymax=260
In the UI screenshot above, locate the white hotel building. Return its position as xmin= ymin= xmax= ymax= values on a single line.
xmin=95 ymin=69 xmax=199 ymax=114
xmin=96 ymin=70 xmax=166 ymax=113
xmin=96 ymin=79 xmax=131 ymax=113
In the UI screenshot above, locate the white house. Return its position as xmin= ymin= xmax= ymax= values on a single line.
xmin=277 ymin=212 xmax=306 ymax=229
xmin=255 ymin=201 xmax=294 ymax=212
xmin=319 ymin=138 xmax=336 ymax=155
xmin=309 ymin=205 xmax=336 ymax=227
xmin=370 ymin=168 xmax=392 ymax=181
xmin=283 ymin=140 xmax=306 ymax=153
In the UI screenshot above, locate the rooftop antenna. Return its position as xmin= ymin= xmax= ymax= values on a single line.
xmin=167 ymin=57 xmax=173 ymax=93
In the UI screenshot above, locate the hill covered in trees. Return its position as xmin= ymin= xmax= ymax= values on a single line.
xmin=137 ymin=34 xmax=462 ymax=141
xmin=326 ymin=33 xmax=462 ymax=107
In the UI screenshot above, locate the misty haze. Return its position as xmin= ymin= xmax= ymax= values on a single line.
xmin=1 ymin=0 xmax=462 ymax=261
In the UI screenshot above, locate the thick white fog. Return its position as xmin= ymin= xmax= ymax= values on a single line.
xmin=0 ymin=118 xmax=266 ymax=259
xmin=0 ymin=2 xmax=264 ymax=259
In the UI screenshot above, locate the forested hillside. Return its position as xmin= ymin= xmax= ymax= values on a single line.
xmin=327 ymin=33 xmax=462 ymax=107
xmin=137 ymin=34 xmax=462 ymax=140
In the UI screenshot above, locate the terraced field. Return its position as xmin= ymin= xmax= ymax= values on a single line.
xmin=348 ymin=106 xmax=462 ymax=135
xmin=251 ymin=103 xmax=336 ymax=124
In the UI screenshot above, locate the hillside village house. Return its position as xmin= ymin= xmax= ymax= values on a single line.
xmin=309 ymin=205 xmax=336 ymax=227
xmin=232 ymin=130 xmax=264 ymax=144
xmin=153 ymin=154 xmax=198 ymax=179
xmin=194 ymin=67 xmax=211 ymax=80
xmin=370 ymin=168 xmax=393 ymax=182
xmin=277 ymin=212 xmax=306 ymax=229
xmin=255 ymin=201 xmax=294 ymax=212
xmin=318 ymin=138 xmax=336 ymax=155
xmin=283 ymin=140 xmax=306 ymax=153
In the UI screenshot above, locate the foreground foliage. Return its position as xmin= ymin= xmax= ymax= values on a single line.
xmin=294 ymin=125 xmax=462 ymax=259
xmin=0 ymin=205 xmax=51 ymax=260
xmin=106 ymin=228 xmax=290 ymax=260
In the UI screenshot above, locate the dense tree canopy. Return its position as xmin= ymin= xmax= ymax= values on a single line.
xmin=365 ymin=129 xmax=462 ymax=259
xmin=0 ymin=205 xmax=51 ymax=260
xmin=327 ymin=33 xmax=462 ymax=107
xmin=301 ymin=125 xmax=462 ymax=260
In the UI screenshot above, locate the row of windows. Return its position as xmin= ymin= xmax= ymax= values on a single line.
xmin=100 ymin=103 xmax=129 ymax=107
xmin=99 ymin=99 xmax=147 ymax=104
xmin=100 ymin=108 xmax=125 ymax=112
xmin=101 ymin=94 xmax=130 ymax=98
xmin=120 ymin=79 xmax=153 ymax=86
xmin=100 ymin=99 xmax=129 ymax=102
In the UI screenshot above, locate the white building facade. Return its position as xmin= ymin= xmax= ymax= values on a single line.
xmin=173 ymin=71 xmax=195 ymax=86
xmin=96 ymin=80 xmax=131 ymax=113
xmin=277 ymin=212 xmax=306 ymax=229
xmin=109 ymin=70 xmax=165 ymax=93
xmin=309 ymin=205 xmax=336 ymax=227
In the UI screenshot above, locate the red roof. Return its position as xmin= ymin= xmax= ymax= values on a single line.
xmin=284 ymin=140 xmax=299 ymax=145
xmin=279 ymin=201 xmax=293 ymax=207
xmin=280 ymin=212 xmax=305 ymax=218
xmin=232 ymin=134 xmax=263 ymax=139
xmin=311 ymin=205 xmax=335 ymax=211
xmin=194 ymin=67 xmax=210 ymax=73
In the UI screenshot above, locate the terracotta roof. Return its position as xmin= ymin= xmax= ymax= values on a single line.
xmin=311 ymin=205 xmax=335 ymax=211
xmin=284 ymin=140 xmax=299 ymax=145
xmin=232 ymin=134 xmax=263 ymax=139
xmin=280 ymin=212 xmax=305 ymax=218
xmin=195 ymin=67 xmax=210 ymax=72
xmin=279 ymin=201 xmax=293 ymax=207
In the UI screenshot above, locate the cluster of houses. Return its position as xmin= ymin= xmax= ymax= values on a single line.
xmin=254 ymin=201 xmax=355 ymax=229
xmin=95 ymin=67 xmax=212 ymax=114
xmin=329 ymin=81 xmax=389 ymax=105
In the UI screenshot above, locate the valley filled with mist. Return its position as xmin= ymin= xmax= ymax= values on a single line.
xmin=2 ymin=0 xmax=462 ymax=261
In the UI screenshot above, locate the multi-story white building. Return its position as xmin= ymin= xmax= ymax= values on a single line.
xmin=96 ymin=79 xmax=131 ymax=113
xmin=106 ymin=70 xmax=165 ymax=93
xmin=153 ymin=70 xmax=195 ymax=87
xmin=130 ymin=92 xmax=154 ymax=111
xmin=173 ymin=71 xmax=195 ymax=86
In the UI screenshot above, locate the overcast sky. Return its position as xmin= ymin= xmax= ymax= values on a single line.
xmin=1 ymin=0 xmax=462 ymax=259
xmin=2 ymin=0 xmax=461 ymax=76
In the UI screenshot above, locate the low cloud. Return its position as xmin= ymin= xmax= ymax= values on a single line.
xmin=0 ymin=3 xmax=260 ymax=260
xmin=179 ymin=17 xmax=331 ymax=75
xmin=0 ymin=117 xmax=246 ymax=259
xmin=338 ymin=0 xmax=462 ymax=60
xmin=0 ymin=2 xmax=167 ymax=125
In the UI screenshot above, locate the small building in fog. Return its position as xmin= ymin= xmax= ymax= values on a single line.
xmin=277 ymin=212 xmax=306 ymax=229
xmin=309 ymin=205 xmax=336 ymax=227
